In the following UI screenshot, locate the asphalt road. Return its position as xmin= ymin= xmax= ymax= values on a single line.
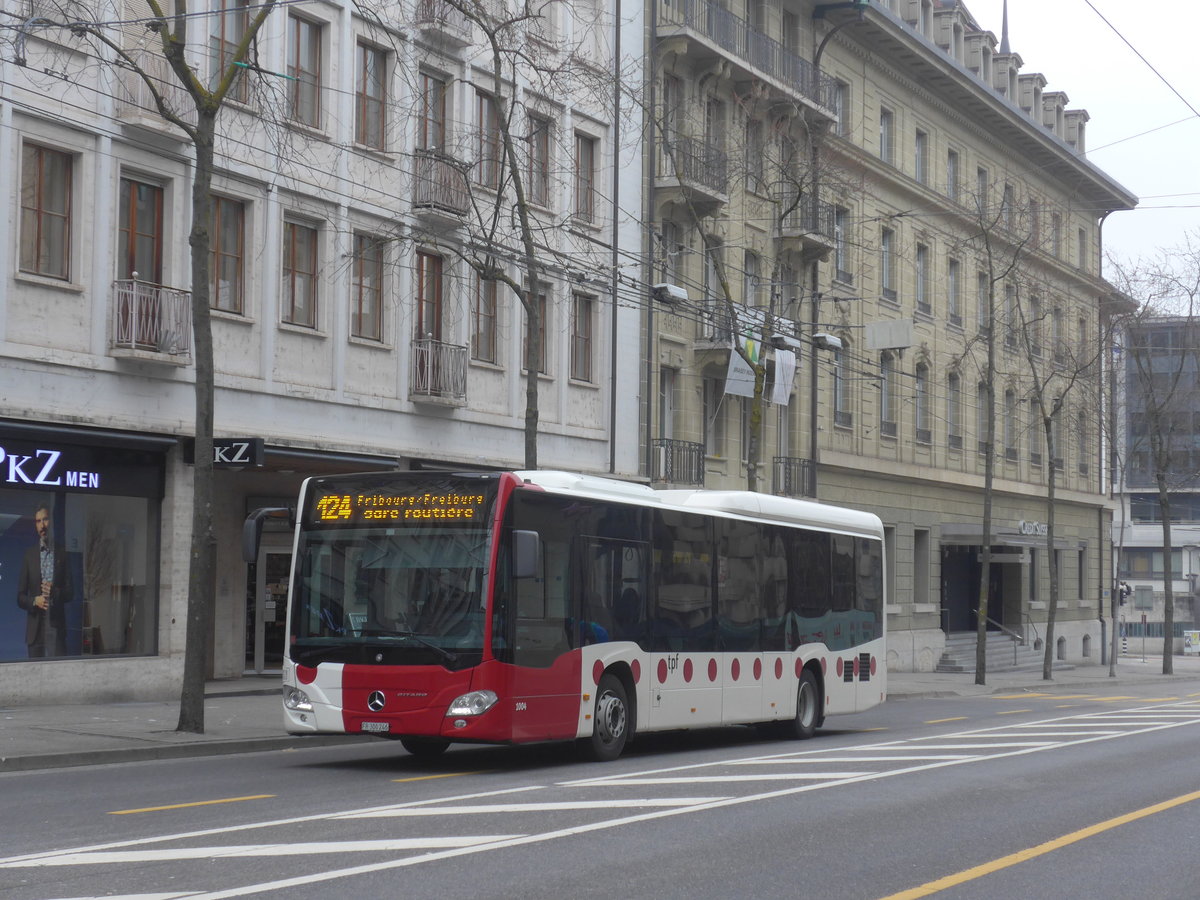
xmin=3 ymin=679 xmax=1199 ymax=899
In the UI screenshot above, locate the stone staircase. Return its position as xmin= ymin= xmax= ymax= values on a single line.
xmin=936 ymin=630 xmax=1072 ymax=674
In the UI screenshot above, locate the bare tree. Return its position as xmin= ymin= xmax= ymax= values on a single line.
xmin=21 ymin=0 xmax=283 ymax=731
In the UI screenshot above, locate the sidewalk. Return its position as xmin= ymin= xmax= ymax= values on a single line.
xmin=4 ymin=656 xmax=1200 ymax=773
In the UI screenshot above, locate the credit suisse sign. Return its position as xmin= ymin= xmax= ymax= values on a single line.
xmin=1018 ymin=520 xmax=1049 ymax=537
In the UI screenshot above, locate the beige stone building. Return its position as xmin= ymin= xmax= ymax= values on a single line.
xmin=642 ymin=0 xmax=1136 ymax=671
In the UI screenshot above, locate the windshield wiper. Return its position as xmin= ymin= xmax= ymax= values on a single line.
xmin=358 ymin=629 xmax=458 ymax=665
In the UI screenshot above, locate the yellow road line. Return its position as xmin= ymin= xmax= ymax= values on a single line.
xmin=992 ymin=693 xmax=1051 ymax=699
xmin=996 ymin=709 xmax=1030 ymax=715
xmin=392 ymin=771 xmax=488 ymax=784
xmin=109 ymin=795 xmax=274 ymax=815
xmin=877 ymin=789 xmax=1200 ymax=900
xmin=925 ymin=717 xmax=968 ymax=724
xmin=1087 ymin=696 xmax=1136 ymax=702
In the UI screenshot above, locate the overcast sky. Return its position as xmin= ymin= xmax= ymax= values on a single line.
xmin=964 ymin=0 xmax=1200 ymax=269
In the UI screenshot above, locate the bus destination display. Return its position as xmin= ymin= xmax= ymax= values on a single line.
xmin=313 ymin=490 xmax=487 ymax=523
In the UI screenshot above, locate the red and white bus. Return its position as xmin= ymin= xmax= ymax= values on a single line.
xmin=257 ymin=470 xmax=885 ymax=761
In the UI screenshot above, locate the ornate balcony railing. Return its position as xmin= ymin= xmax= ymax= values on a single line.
xmin=413 ymin=149 xmax=470 ymax=217
xmin=115 ymin=54 xmax=197 ymax=130
xmin=111 ymin=279 xmax=192 ymax=360
xmin=656 ymin=0 xmax=839 ymax=112
xmin=411 ymin=337 xmax=467 ymax=402
xmin=653 ymin=438 xmax=705 ymax=485
xmin=660 ymin=136 xmax=728 ymax=196
xmin=777 ymin=191 xmax=836 ymax=241
xmin=773 ymin=456 xmax=815 ymax=498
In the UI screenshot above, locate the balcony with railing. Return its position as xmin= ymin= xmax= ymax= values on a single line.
xmin=652 ymin=438 xmax=705 ymax=485
xmin=413 ymin=149 xmax=470 ymax=221
xmin=777 ymin=191 xmax=836 ymax=257
xmin=115 ymin=53 xmax=197 ymax=136
xmin=412 ymin=0 xmax=473 ymax=44
xmin=110 ymin=279 xmax=192 ymax=364
xmin=657 ymin=136 xmax=729 ymax=213
xmin=773 ymin=456 xmax=815 ymax=498
xmin=655 ymin=0 xmax=838 ymax=119
xmin=410 ymin=337 xmax=467 ymax=404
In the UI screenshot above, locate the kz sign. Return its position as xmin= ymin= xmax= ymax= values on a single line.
xmin=213 ymin=438 xmax=265 ymax=467
xmin=0 ymin=445 xmax=101 ymax=490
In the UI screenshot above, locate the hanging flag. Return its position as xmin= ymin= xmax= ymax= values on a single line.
xmin=725 ymin=341 xmax=758 ymax=398
xmin=772 ymin=349 xmax=796 ymax=405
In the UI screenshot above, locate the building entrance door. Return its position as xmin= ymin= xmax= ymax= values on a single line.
xmin=245 ymin=538 xmax=290 ymax=674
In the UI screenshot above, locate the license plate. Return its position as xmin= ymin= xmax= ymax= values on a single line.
xmin=361 ymin=721 xmax=390 ymax=733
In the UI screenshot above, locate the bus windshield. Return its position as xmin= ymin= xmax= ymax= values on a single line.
xmin=289 ymin=474 xmax=499 ymax=670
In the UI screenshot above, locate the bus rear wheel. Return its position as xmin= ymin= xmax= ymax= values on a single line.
xmin=400 ymin=736 xmax=450 ymax=759
xmin=788 ymin=669 xmax=821 ymax=740
xmin=585 ymin=673 xmax=629 ymax=762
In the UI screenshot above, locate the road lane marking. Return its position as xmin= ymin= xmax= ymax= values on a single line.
xmin=109 ymin=795 xmax=275 ymax=815
xmin=572 ymin=772 xmax=877 ymax=785
xmin=342 ymin=799 xmax=727 ymax=817
xmin=996 ymin=709 xmax=1031 ymax=715
xmin=392 ymin=771 xmax=488 ymax=783
xmin=924 ymin=717 xmax=967 ymax=724
xmin=876 ymin=788 xmax=1200 ymax=900
xmin=4 ymin=837 xmax=525 ymax=866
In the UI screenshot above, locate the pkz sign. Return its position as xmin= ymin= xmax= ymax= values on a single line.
xmin=1018 ymin=520 xmax=1049 ymax=537
xmin=0 ymin=445 xmax=101 ymax=490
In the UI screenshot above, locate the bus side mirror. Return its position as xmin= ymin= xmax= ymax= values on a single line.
xmin=512 ymin=529 xmax=541 ymax=579
xmin=243 ymin=507 xmax=294 ymax=563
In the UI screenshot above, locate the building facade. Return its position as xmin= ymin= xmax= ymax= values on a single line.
xmin=641 ymin=0 xmax=1136 ymax=670
xmin=1 ymin=0 xmax=644 ymax=701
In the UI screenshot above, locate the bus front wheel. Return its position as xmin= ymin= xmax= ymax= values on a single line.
xmin=789 ymin=669 xmax=821 ymax=740
xmin=400 ymin=736 xmax=450 ymax=759
xmin=585 ymin=673 xmax=630 ymax=762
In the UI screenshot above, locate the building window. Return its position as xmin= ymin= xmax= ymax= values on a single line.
xmin=210 ymin=196 xmax=244 ymax=313
xmin=745 ymin=119 xmax=765 ymax=192
xmin=947 ymin=371 xmax=962 ymax=449
xmin=881 ymin=227 xmax=896 ymax=301
xmin=946 ymin=148 xmax=959 ymax=203
xmin=914 ymin=129 xmax=928 ymax=184
xmin=417 ymin=72 xmax=447 ymax=151
xmin=833 ymin=79 xmax=851 ymax=136
xmin=975 ymin=166 xmax=989 ymax=213
xmin=1004 ymin=283 xmax=1018 ymax=350
xmin=475 ymin=90 xmax=501 ymax=189
xmin=1004 ymin=388 xmax=1017 ymax=461
xmin=1001 ymin=183 xmax=1015 ymax=229
xmin=915 ymin=362 xmax=931 ymax=443
xmin=1078 ymin=226 xmax=1088 ymax=271
xmin=527 ymin=114 xmax=551 ymax=207
xmin=209 ymin=0 xmax=249 ymax=103
xmin=744 ymin=251 xmax=762 ymax=307
xmin=570 ymin=293 xmax=594 ymax=382
xmin=20 ymin=144 xmax=72 ymax=280
xmin=118 ymin=178 xmax=163 ymax=283
xmin=915 ymin=242 xmax=930 ymax=314
xmin=703 ymin=376 xmax=725 ymax=456
xmin=1029 ymin=294 xmax=1042 ymax=358
xmin=350 ymin=233 xmax=383 ymax=341
xmin=472 ymin=276 xmax=497 ymax=363
xmin=1028 ymin=198 xmax=1040 ymax=245
xmin=523 ymin=287 xmax=548 ymax=374
xmin=1053 ymin=306 xmax=1064 ymax=361
xmin=976 ymin=381 xmax=989 ymax=455
xmin=286 ymin=15 xmax=321 ymax=128
xmin=1051 ymin=211 xmax=1062 ymax=257
xmin=1029 ymin=402 xmax=1042 ymax=466
xmin=834 ymin=206 xmax=851 ymax=282
xmin=879 ymin=107 xmax=894 ymax=164
xmin=415 ymin=250 xmax=443 ymax=340
xmin=573 ymin=132 xmax=596 ymax=223
xmin=659 ymin=220 xmax=683 ymax=284
xmin=354 ymin=42 xmax=386 ymax=150
xmin=282 ymin=221 xmax=318 ymax=327
xmin=947 ymin=257 xmax=961 ymax=326
xmin=833 ymin=345 xmax=851 ymax=427
xmin=880 ymin=351 xmax=897 ymax=438
xmin=976 ymin=270 xmax=990 ymax=334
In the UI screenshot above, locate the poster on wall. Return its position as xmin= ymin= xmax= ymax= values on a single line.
xmin=0 ymin=434 xmax=163 ymax=663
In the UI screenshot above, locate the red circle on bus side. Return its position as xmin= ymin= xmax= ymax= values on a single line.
xmin=775 ymin=658 xmax=783 ymax=679
xmin=658 ymin=659 xmax=669 ymax=684
xmin=795 ymin=658 xmax=804 ymax=679
xmin=754 ymin=659 xmax=763 ymax=680
xmin=836 ymin=658 xmax=844 ymax=678
xmin=853 ymin=656 xmax=861 ymax=677
xmin=683 ymin=659 xmax=694 ymax=683
xmin=296 ymin=665 xmax=317 ymax=685
xmin=632 ymin=659 xmax=642 ymax=683
xmin=870 ymin=656 xmax=877 ymax=677
xmin=731 ymin=658 xmax=740 ymax=681
xmin=593 ymin=660 xmax=605 ymax=685
xmin=708 ymin=659 xmax=718 ymax=682
xmin=821 ymin=657 xmax=828 ymax=676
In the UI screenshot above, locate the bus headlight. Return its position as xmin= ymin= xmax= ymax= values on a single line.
xmin=283 ymin=686 xmax=313 ymax=712
xmin=446 ymin=690 xmax=498 ymax=717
